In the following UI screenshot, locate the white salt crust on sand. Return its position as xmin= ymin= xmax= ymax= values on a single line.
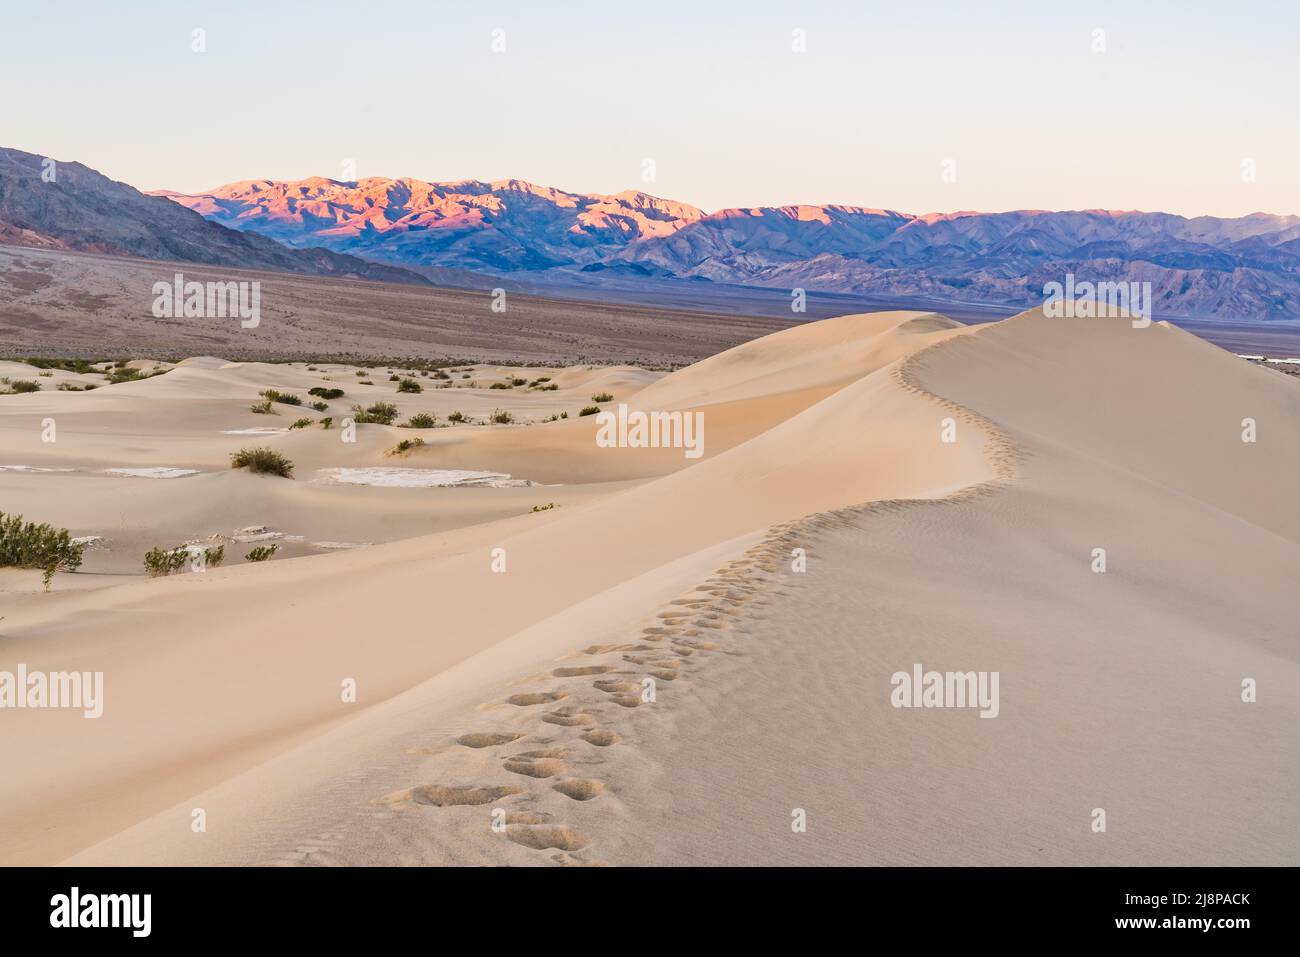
xmin=315 ymin=467 xmax=533 ymax=488
xmin=104 ymin=467 xmax=201 ymax=479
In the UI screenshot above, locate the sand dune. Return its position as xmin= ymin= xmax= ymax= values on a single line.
xmin=1 ymin=308 xmax=1295 ymax=865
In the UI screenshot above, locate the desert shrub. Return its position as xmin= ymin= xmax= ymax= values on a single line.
xmin=579 ymin=405 xmax=600 ymax=416
xmin=245 ymin=544 xmax=278 ymax=563
xmin=591 ymin=391 xmax=613 ymax=403
xmin=310 ymin=400 xmax=328 ymax=412
xmin=387 ymin=437 xmax=425 ymax=456
xmin=105 ymin=367 xmax=168 ymax=385
xmin=355 ymin=370 xmax=366 ymax=377
xmin=230 ymin=447 xmax=294 ymax=477
xmin=534 ymin=383 xmax=558 ymax=391
xmin=490 ymin=382 xmax=512 ymax=390
xmin=260 ymin=389 xmax=302 ymax=406
xmin=57 ymin=382 xmax=91 ymax=391
xmin=38 ymin=370 xmax=53 ymax=378
xmin=359 ymin=379 xmax=373 ymax=385
xmin=389 ymin=374 xmax=400 ymax=382
xmin=531 ymin=503 xmax=557 ymax=512
xmin=490 ymin=408 xmax=513 ymax=424
xmin=530 ymin=377 xmax=551 ymax=385
xmin=351 ymin=401 xmax=398 ymax=425
xmin=249 ymin=399 xmax=276 ymax=415
xmin=200 ymin=544 xmax=225 ymax=569
xmin=0 ymin=512 xmax=86 ymax=590
xmin=434 ymin=370 xmax=450 ymax=380
xmin=397 ymin=378 xmax=423 ymax=394
xmin=143 ymin=545 xmax=189 ymax=578
xmin=461 ymin=373 xmax=470 ymax=379
xmin=9 ymin=379 xmax=41 ymax=393
xmin=511 ymin=377 xmax=527 ymax=387
xmin=308 ymin=387 xmax=344 ymax=400
xmin=26 ymin=358 xmax=100 ymax=375
xmin=447 ymin=410 xmax=466 ymax=423
xmin=403 ymin=412 xmax=436 ymax=428
xmin=320 ymin=417 xmax=333 ymax=429
xmin=543 ymin=411 xmax=568 ymax=422
xmin=288 ymin=417 xmax=312 ymax=430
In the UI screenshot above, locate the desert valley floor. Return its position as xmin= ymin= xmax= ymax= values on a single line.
xmin=0 ymin=307 xmax=1296 ymax=866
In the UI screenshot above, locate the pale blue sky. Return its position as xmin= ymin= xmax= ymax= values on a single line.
xmin=2 ymin=0 xmax=1295 ymax=216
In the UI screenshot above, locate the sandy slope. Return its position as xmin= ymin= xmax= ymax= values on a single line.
xmin=1 ymin=308 xmax=1295 ymax=866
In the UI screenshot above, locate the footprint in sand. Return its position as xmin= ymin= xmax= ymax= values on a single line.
xmin=457 ymin=732 xmax=523 ymax=748
xmin=503 ymin=751 xmax=568 ymax=778
xmin=507 ymin=825 xmax=591 ymax=852
xmin=580 ymin=729 xmax=621 ymax=747
xmin=542 ymin=708 xmax=596 ymax=727
xmin=552 ymin=665 xmax=614 ymax=677
xmin=507 ymin=690 xmax=568 ymax=707
xmin=383 ymin=784 xmax=523 ymax=807
xmin=553 ymin=778 xmax=605 ymax=801
xmin=593 ymin=678 xmax=640 ymax=695
xmin=504 ymin=810 xmax=552 ymax=825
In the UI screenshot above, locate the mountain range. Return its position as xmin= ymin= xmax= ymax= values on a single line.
xmin=157 ymin=176 xmax=1300 ymax=320
xmin=0 ymin=148 xmax=429 ymax=287
xmin=3 ymin=145 xmax=1300 ymax=320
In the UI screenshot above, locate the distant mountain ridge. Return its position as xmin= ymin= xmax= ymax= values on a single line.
xmin=0 ymin=148 xmax=430 ymax=287
xmin=161 ymin=175 xmax=1300 ymax=320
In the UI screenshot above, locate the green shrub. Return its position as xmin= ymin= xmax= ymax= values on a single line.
xmin=397 ymin=378 xmax=423 ymax=394
xmin=308 ymin=387 xmax=344 ymax=400
xmin=245 ymin=544 xmax=278 ymax=563
xmin=389 ymin=374 xmax=401 ymax=382
xmin=511 ymin=377 xmax=527 ymax=387
xmin=25 ymin=358 xmax=100 ymax=375
xmin=359 ymin=380 xmax=374 ymax=385
xmin=403 ymin=412 xmax=437 ymax=428
xmin=320 ymin=417 xmax=333 ymax=429
xmin=591 ymin=392 xmax=613 ymax=403
xmin=260 ymin=389 xmax=302 ymax=406
xmin=351 ymin=401 xmax=398 ymax=425
xmin=355 ymin=370 xmax=366 ymax=377
xmin=249 ymin=399 xmax=276 ymax=415
xmin=489 ymin=382 xmax=512 ymax=390
xmin=490 ymin=408 xmax=513 ymax=424
xmin=230 ymin=447 xmax=294 ymax=477
xmin=447 ymin=410 xmax=466 ymax=423
xmin=288 ymin=417 xmax=312 ymax=430
xmin=387 ymin=437 xmax=425 ymax=455
xmin=143 ymin=545 xmax=188 ymax=578
xmin=9 ymin=379 xmax=41 ymax=393
xmin=579 ymin=405 xmax=600 ymax=416
xmin=543 ymin=411 xmax=569 ymax=421
xmin=310 ymin=400 xmax=328 ymax=412
xmin=0 ymin=512 xmax=86 ymax=590
xmin=38 ymin=371 xmax=53 ymax=378
xmin=531 ymin=503 xmax=557 ymax=512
